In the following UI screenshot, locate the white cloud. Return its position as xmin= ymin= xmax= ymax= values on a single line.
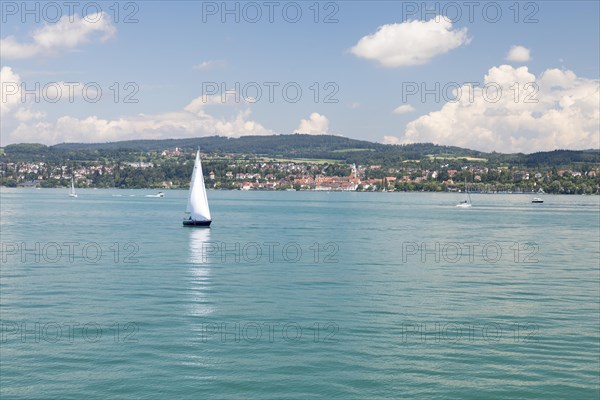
xmin=5 ymin=107 xmax=272 ymax=145
xmin=1 ymin=76 xmax=273 ymax=145
xmin=294 ymin=113 xmax=329 ymax=134
xmin=0 ymin=66 xmax=48 ymax=134
xmin=386 ymin=65 xmax=600 ymax=153
xmin=1 ymin=66 xmax=99 ymax=113
xmin=506 ymin=45 xmax=531 ymax=63
xmin=350 ymin=18 xmax=470 ymax=67
xmin=193 ymin=60 xmax=227 ymax=71
xmin=393 ymin=104 xmax=416 ymax=115
xmin=0 ymin=12 xmax=115 ymax=59
xmin=0 ymin=66 xmax=22 ymax=117
xmin=15 ymin=108 xmax=47 ymax=122
xmin=383 ymin=136 xmax=401 ymax=145
xmin=539 ymin=68 xmax=577 ymax=88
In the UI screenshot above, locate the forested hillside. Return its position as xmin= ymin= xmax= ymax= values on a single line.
xmin=2 ymin=134 xmax=598 ymax=168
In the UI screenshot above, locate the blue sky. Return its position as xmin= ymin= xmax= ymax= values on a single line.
xmin=1 ymin=1 xmax=599 ymax=153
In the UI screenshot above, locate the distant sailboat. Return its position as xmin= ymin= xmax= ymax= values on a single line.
xmin=183 ymin=150 xmax=211 ymax=227
xmin=456 ymin=177 xmax=471 ymax=208
xmin=69 ymin=177 xmax=77 ymax=198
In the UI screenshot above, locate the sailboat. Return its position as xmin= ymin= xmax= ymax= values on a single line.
xmin=183 ymin=150 xmax=211 ymax=227
xmin=456 ymin=176 xmax=471 ymax=208
xmin=69 ymin=177 xmax=78 ymax=198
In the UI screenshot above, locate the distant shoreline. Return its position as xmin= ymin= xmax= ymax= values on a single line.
xmin=2 ymin=186 xmax=596 ymax=195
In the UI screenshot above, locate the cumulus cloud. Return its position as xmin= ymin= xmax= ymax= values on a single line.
xmin=385 ymin=65 xmax=600 ymax=153
xmin=350 ymin=18 xmax=470 ymax=67
xmin=4 ymin=106 xmax=272 ymax=145
xmin=0 ymin=12 xmax=116 ymax=59
xmin=0 ymin=66 xmax=49 ymax=139
xmin=15 ymin=108 xmax=47 ymax=122
xmin=383 ymin=136 xmax=401 ymax=145
xmin=1 ymin=66 xmax=101 ymax=125
xmin=506 ymin=45 xmax=531 ymax=63
xmin=393 ymin=104 xmax=416 ymax=115
xmin=14 ymin=109 xmax=269 ymax=144
xmin=0 ymin=66 xmax=22 ymax=117
xmin=1 ymin=74 xmax=273 ymax=145
xmin=294 ymin=112 xmax=329 ymax=134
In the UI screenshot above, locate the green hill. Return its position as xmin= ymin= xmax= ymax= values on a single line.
xmin=2 ymin=134 xmax=599 ymax=168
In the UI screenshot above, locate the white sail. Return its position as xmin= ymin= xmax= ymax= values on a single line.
xmin=69 ymin=177 xmax=77 ymax=197
xmin=185 ymin=151 xmax=211 ymax=221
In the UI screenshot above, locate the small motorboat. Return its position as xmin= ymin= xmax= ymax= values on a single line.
xmin=145 ymin=192 xmax=165 ymax=198
xmin=456 ymin=200 xmax=471 ymax=208
xmin=456 ymin=177 xmax=472 ymax=207
xmin=532 ymin=197 xmax=544 ymax=203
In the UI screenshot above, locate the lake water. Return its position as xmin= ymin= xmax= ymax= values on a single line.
xmin=1 ymin=188 xmax=599 ymax=399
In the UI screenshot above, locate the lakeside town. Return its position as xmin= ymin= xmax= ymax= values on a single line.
xmin=2 ymin=147 xmax=598 ymax=194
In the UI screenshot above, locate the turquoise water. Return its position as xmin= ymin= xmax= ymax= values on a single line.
xmin=1 ymin=188 xmax=599 ymax=399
